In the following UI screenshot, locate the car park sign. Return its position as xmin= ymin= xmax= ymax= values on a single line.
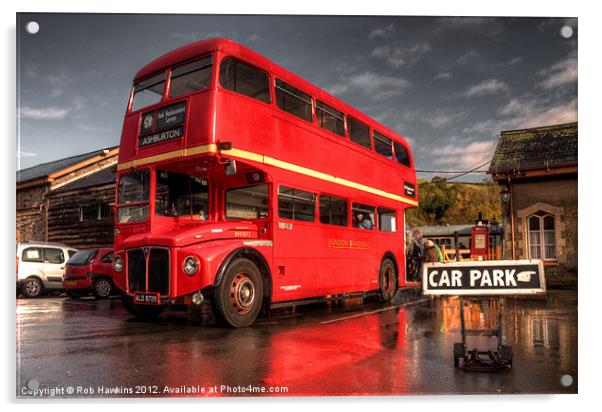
xmin=422 ymin=260 xmax=546 ymax=296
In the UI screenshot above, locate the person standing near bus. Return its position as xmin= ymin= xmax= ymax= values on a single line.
xmin=423 ymin=240 xmax=440 ymax=263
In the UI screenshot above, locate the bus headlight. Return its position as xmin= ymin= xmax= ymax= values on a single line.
xmin=113 ymin=255 xmax=123 ymax=272
xmin=183 ymin=256 xmax=200 ymax=276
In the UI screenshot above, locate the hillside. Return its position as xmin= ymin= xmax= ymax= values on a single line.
xmin=405 ymin=178 xmax=502 ymax=227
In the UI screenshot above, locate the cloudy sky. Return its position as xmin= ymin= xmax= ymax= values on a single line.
xmin=16 ymin=14 xmax=577 ymax=181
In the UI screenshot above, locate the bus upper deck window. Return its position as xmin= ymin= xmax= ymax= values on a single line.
xmin=394 ymin=141 xmax=411 ymax=167
xmin=169 ymin=56 xmax=213 ymax=98
xmin=131 ymin=73 xmax=166 ymax=112
xmin=220 ymin=57 xmax=271 ymax=103
xmin=275 ymin=79 xmax=313 ymax=122
xmin=373 ymin=131 xmax=393 ymax=160
xmin=316 ymin=101 xmax=345 ymax=137
xmin=347 ymin=116 xmax=371 ymax=149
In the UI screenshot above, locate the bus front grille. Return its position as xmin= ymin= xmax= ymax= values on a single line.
xmin=127 ymin=248 xmax=170 ymax=295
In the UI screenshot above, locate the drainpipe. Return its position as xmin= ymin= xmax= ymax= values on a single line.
xmin=508 ymin=176 xmax=516 ymax=260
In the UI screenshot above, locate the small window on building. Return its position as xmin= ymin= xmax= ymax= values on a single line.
xmin=319 ymin=194 xmax=348 ymax=226
xmin=352 ymin=203 xmax=375 ymax=230
xmin=373 ymin=131 xmax=393 ymax=159
xmin=316 ymin=101 xmax=345 ymax=137
xmin=347 ymin=116 xmax=371 ymax=149
xmin=220 ymin=57 xmax=271 ymax=103
xmin=43 ymin=248 xmax=65 ymax=264
xmin=394 ymin=141 xmax=411 ymax=167
xmin=169 ymin=56 xmax=213 ymax=98
xmin=22 ymin=247 xmax=43 ymax=262
xmin=275 ymin=79 xmax=313 ymax=122
xmin=79 ymin=204 xmax=113 ymax=221
xmin=378 ymin=208 xmax=396 ymax=232
xmin=225 ymin=184 xmax=269 ymax=220
xmin=131 ymin=72 xmax=165 ymax=112
xmin=278 ymin=186 xmax=316 ymax=222
xmin=528 ymin=213 xmax=556 ymax=260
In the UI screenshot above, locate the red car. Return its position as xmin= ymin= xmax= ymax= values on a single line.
xmin=63 ymin=248 xmax=115 ymax=299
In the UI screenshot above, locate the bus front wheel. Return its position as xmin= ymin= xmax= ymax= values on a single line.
xmin=378 ymin=258 xmax=397 ymax=303
xmin=212 ymin=258 xmax=263 ymax=328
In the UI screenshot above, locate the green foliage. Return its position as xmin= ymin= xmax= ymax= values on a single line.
xmin=406 ymin=179 xmax=502 ymax=226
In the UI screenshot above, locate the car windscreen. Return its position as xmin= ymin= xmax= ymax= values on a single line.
xmin=66 ymin=249 xmax=98 ymax=266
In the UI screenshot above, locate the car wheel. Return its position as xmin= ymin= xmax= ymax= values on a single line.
xmin=92 ymin=278 xmax=113 ymax=299
xmin=378 ymin=258 xmax=397 ymax=303
xmin=21 ymin=278 xmax=43 ymax=298
xmin=121 ymin=294 xmax=166 ymax=319
xmin=212 ymin=258 xmax=263 ymax=328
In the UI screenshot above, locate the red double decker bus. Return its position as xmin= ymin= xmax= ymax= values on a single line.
xmin=113 ymin=38 xmax=418 ymax=327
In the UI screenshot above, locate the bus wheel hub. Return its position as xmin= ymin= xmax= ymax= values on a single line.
xmin=230 ymin=273 xmax=255 ymax=314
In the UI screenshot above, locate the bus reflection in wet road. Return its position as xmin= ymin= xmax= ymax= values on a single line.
xmin=16 ymin=290 xmax=577 ymax=397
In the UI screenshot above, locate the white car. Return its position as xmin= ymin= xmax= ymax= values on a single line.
xmin=17 ymin=242 xmax=78 ymax=298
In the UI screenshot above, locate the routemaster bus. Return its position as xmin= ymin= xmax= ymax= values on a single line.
xmin=113 ymin=38 xmax=418 ymax=327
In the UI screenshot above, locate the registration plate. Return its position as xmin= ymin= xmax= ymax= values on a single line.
xmin=64 ymin=280 xmax=77 ymax=286
xmin=133 ymin=292 xmax=161 ymax=305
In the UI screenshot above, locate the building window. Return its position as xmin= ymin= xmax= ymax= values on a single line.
xmin=528 ymin=213 xmax=556 ymax=260
xmin=79 ymin=203 xmax=113 ymax=221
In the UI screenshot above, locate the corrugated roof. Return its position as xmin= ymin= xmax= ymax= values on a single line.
xmin=16 ymin=146 xmax=118 ymax=184
xmin=488 ymin=122 xmax=577 ymax=174
xmin=418 ymin=224 xmax=473 ymax=237
xmin=52 ymin=167 xmax=116 ymax=193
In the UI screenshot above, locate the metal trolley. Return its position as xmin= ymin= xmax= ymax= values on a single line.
xmin=453 ymin=297 xmax=513 ymax=372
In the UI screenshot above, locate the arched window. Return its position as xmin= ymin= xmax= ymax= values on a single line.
xmin=527 ymin=213 xmax=556 ymax=260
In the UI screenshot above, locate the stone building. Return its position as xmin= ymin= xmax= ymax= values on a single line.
xmin=488 ymin=122 xmax=577 ymax=281
xmin=16 ymin=147 xmax=118 ymax=246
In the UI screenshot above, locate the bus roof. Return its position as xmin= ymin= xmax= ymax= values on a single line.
xmin=134 ymin=38 xmax=411 ymax=148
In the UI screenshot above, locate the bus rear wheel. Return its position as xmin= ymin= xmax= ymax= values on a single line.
xmin=378 ymin=258 xmax=397 ymax=303
xmin=121 ymin=294 xmax=166 ymax=319
xmin=212 ymin=258 xmax=263 ymax=328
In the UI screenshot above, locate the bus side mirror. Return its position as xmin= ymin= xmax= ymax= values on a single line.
xmin=225 ymin=160 xmax=237 ymax=176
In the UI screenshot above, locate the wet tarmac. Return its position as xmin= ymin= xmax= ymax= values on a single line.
xmin=16 ymin=290 xmax=577 ymax=398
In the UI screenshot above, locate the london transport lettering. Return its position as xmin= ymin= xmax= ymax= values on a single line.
xmin=328 ymin=239 xmax=369 ymax=249
xmin=422 ymin=260 xmax=546 ymax=296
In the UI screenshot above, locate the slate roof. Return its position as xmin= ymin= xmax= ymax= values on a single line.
xmin=53 ymin=167 xmax=116 ymax=193
xmin=17 ymin=146 xmax=118 ymax=184
xmin=488 ymin=122 xmax=577 ymax=174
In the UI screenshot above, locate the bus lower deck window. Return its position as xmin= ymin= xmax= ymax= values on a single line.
xmin=319 ymin=194 xmax=348 ymax=226
xmin=378 ymin=208 xmax=397 ymax=232
xmin=352 ymin=203 xmax=375 ymax=230
xmin=278 ymin=186 xmax=315 ymax=222
xmin=225 ymin=184 xmax=269 ymax=220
